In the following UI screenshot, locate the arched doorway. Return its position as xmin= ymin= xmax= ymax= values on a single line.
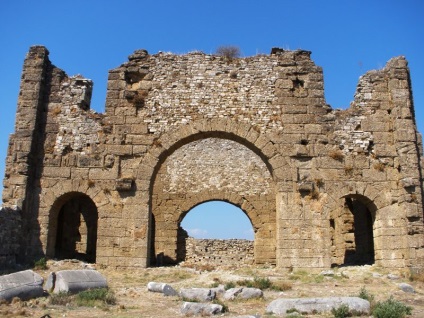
xmin=150 ymin=135 xmax=276 ymax=266
xmin=331 ymin=195 xmax=376 ymax=266
xmin=47 ymin=192 xmax=98 ymax=262
xmin=177 ymin=200 xmax=255 ymax=263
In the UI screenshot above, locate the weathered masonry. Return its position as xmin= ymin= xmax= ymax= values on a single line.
xmin=1 ymin=46 xmax=423 ymax=271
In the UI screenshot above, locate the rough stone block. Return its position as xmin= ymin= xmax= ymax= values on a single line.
xmin=266 ymin=297 xmax=370 ymax=316
xmin=179 ymin=288 xmax=216 ymax=302
xmin=180 ymin=302 xmax=223 ymax=316
xmin=47 ymin=270 xmax=107 ymax=294
xmin=0 ymin=270 xmax=44 ymax=301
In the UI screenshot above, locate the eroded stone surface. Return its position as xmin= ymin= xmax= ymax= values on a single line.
xmin=266 ymin=297 xmax=370 ymax=316
xmin=0 ymin=270 xmax=44 ymax=301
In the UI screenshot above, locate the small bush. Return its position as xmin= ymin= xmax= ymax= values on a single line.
xmin=409 ymin=271 xmax=424 ymax=282
xmin=216 ymin=45 xmax=241 ymax=61
xmin=272 ymin=280 xmax=293 ymax=291
xmin=251 ymin=277 xmax=272 ymax=290
xmin=372 ymin=297 xmax=412 ymax=318
xmin=309 ymin=188 xmax=320 ymax=200
xmin=50 ymin=292 xmax=73 ymax=306
xmin=329 ymin=150 xmax=344 ymax=161
xmin=331 ymin=304 xmax=350 ymax=318
xmin=344 ymin=165 xmax=354 ymax=176
xmin=314 ymin=178 xmax=324 ymax=188
xmin=358 ymin=286 xmax=375 ymax=304
xmin=76 ymin=288 xmax=116 ymax=307
xmin=374 ymin=162 xmax=385 ymax=172
xmin=224 ymin=281 xmax=236 ymax=290
xmin=34 ymin=257 xmax=48 ymax=270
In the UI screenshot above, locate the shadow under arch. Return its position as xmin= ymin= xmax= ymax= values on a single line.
xmin=46 ymin=192 xmax=98 ymax=263
xmin=331 ymin=193 xmax=377 ymax=266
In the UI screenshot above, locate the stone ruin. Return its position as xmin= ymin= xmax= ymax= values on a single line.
xmin=1 ymin=46 xmax=423 ymax=271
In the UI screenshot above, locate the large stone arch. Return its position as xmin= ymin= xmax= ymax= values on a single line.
xmin=144 ymin=120 xmax=279 ymax=266
xmin=46 ymin=191 xmax=99 ymax=262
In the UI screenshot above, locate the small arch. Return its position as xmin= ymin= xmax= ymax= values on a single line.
xmin=331 ymin=194 xmax=376 ymax=266
xmin=46 ymin=192 xmax=98 ymax=262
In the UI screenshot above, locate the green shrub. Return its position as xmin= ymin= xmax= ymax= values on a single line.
xmin=331 ymin=304 xmax=350 ymax=318
xmin=76 ymin=288 xmax=116 ymax=307
xmin=358 ymin=286 xmax=375 ymax=310
xmin=250 ymin=277 xmax=272 ymax=290
xmin=372 ymin=297 xmax=412 ymax=318
xmin=34 ymin=257 xmax=48 ymax=270
xmin=224 ymin=281 xmax=236 ymax=290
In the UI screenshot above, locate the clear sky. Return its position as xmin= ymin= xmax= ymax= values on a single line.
xmin=0 ymin=1 xmax=423 ymax=239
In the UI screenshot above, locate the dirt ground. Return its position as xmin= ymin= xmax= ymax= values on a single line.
xmin=1 ymin=260 xmax=423 ymax=317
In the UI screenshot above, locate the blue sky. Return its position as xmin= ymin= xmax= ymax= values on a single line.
xmin=0 ymin=1 xmax=423 ymax=239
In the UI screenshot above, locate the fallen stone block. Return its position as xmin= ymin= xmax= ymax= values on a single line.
xmin=180 ymin=288 xmax=216 ymax=302
xmin=180 ymin=301 xmax=223 ymax=316
xmin=0 ymin=270 xmax=44 ymax=301
xmin=239 ymin=287 xmax=263 ymax=299
xmin=147 ymin=282 xmax=177 ymax=296
xmin=223 ymin=287 xmax=243 ymax=300
xmin=224 ymin=287 xmax=263 ymax=300
xmin=211 ymin=284 xmax=225 ymax=296
xmin=266 ymin=297 xmax=370 ymax=316
xmin=47 ymin=270 xmax=107 ymax=294
xmin=399 ymin=283 xmax=415 ymax=293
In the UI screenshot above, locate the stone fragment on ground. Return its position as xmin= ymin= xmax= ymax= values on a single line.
xmin=387 ymin=274 xmax=400 ymax=280
xmin=180 ymin=301 xmax=223 ymax=316
xmin=399 ymin=283 xmax=415 ymax=293
xmin=46 ymin=269 xmax=107 ymax=294
xmin=211 ymin=284 xmax=225 ymax=296
xmin=224 ymin=287 xmax=263 ymax=300
xmin=239 ymin=287 xmax=263 ymax=299
xmin=180 ymin=288 xmax=216 ymax=301
xmin=266 ymin=297 xmax=370 ymax=316
xmin=147 ymin=282 xmax=177 ymax=296
xmin=0 ymin=270 xmax=44 ymax=301
xmin=320 ymin=270 xmax=334 ymax=276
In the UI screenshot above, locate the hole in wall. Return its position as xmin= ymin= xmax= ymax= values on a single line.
xmin=177 ymin=201 xmax=254 ymax=264
xmin=54 ymin=194 xmax=98 ymax=263
xmin=292 ymin=78 xmax=304 ymax=89
xmin=180 ymin=201 xmax=254 ymax=240
xmin=342 ymin=197 xmax=375 ymax=266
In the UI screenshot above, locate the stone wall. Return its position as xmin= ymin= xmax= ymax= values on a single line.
xmin=0 ymin=207 xmax=22 ymax=269
xmin=183 ymin=238 xmax=254 ymax=267
xmin=1 ymin=46 xmax=423 ymax=270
